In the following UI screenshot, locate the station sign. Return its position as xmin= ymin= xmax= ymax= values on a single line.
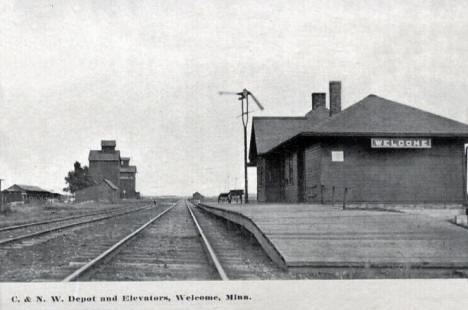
xmin=371 ymin=138 xmax=431 ymax=148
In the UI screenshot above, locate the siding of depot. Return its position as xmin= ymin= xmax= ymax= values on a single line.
xmin=317 ymin=137 xmax=466 ymax=203
xmin=265 ymin=156 xmax=283 ymax=202
xmin=284 ymin=152 xmax=298 ymax=202
xmin=304 ymin=144 xmax=322 ymax=202
xmin=256 ymin=157 xmax=267 ymax=202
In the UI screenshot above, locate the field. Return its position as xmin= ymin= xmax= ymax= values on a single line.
xmin=0 ymin=200 xmax=148 ymax=228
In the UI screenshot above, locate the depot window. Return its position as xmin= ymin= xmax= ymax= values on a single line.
xmin=331 ymin=151 xmax=344 ymax=162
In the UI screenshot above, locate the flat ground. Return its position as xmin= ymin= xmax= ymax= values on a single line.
xmin=205 ymin=203 xmax=468 ymax=268
xmin=0 ymin=200 xmax=149 ymax=228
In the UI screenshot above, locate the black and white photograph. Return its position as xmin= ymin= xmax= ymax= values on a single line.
xmin=1 ymin=0 xmax=468 ymax=309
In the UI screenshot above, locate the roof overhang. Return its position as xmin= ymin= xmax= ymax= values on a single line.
xmin=262 ymin=132 xmax=468 ymax=156
xmin=301 ymin=132 xmax=468 ymax=138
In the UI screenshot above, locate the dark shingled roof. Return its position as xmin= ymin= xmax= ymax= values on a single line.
xmin=120 ymin=166 xmax=137 ymax=173
xmin=89 ymin=150 xmax=120 ymax=161
xmin=250 ymin=117 xmax=308 ymax=155
xmin=250 ymin=94 xmax=468 ymax=158
xmin=250 ymin=107 xmax=331 ymax=156
xmin=305 ymin=95 xmax=468 ymax=136
xmin=4 ymin=184 xmax=50 ymax=193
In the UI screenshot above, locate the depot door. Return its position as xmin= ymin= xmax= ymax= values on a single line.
xmin=297 ymin=150 xmax=305 ymax=202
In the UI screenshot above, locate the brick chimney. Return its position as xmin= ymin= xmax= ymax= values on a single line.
xmin=312 ymin=93 xmax=326 ymax=110
xmin=329 ymin=81 xmax=341 ymax=116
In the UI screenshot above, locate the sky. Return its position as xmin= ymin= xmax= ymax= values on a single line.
xmin=1 ymin=0 xmax=468 ymax=196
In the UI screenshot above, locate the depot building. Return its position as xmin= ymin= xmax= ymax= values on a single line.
xmin=249 ymin=81 xmax=468 ymax=204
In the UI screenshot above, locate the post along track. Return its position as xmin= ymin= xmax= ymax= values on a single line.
xmin=0 ymin=204 xmax=155 ymax=246
xmin=62 ymin=200 xmax=229 ymax=281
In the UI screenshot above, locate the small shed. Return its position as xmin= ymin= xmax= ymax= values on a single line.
xmin=75 ymin=179 xmax=119 ymax=203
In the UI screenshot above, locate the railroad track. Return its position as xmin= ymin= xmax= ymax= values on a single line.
xmin=0 ymin=204 xmax=154 ymax=246
xmin=186 ymin=201 xmax=229 ymax=280
xmin=0 ymin=204 xmax=144 ymax=233
xmin=62 ymin=200 xmax=229 ymax=281
xmin=188 ymin=202 xmax=289 ymax=280
xmin=1 ymin=199 xmax=287 ymax=281
xmin=0 ymin=204 xmax=175 ymax=281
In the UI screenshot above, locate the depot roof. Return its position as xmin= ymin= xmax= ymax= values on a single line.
xmin=249 ymin=94 xmax=468 ymax=159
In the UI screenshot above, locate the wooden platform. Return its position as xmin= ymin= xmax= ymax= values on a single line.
xmin=198 ymin=203 xmax=468 ymax=269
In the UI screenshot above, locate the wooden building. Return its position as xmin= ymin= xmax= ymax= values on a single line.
xmin=88 ymin=140 xmax=139 ymax=200
xmin=2 ymin=184 xmax=60 ymax=203
xmin=120 ymin=157 xmax=138 ymax=199
xmin=75 ymin=179 xmax=119 ymax=203
xmin=249 ymin=81 xmax=468 ymax=204
xmin=89 ymin=140 xmax=121 ymax=190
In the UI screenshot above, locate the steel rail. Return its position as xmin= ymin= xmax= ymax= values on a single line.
xmin=62 ymin=204 xmax=176 ymax=282
xmin=0 ymin=205 xmax=142 ymax=232
xmin=185 ymin=200 xmax=229 ymax=281
xmin=0 ymin=205 xmax=154 ymax=246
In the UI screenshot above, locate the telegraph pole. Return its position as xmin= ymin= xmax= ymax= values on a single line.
xmin=219 ymin=89 xmax=264 ymax=204
xmin=242 ymin=90 xmax=249 ymax=203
